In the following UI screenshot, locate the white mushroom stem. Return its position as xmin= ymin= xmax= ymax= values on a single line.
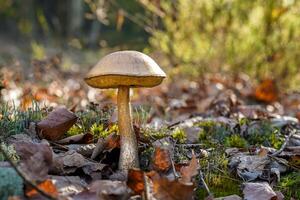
xmin=117 ymin=86 xmax=139 ymax=170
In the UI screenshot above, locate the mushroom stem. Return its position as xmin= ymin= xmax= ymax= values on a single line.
xmin=117 ymin=86 xmax=139 ymax=170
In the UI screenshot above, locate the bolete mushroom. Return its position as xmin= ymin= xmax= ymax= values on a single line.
xmin=84 ymin=51 xmax=166 ymax=170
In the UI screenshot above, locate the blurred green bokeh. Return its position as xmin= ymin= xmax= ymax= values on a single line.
xmin=0 ymin=0 xmax=300 ymax=89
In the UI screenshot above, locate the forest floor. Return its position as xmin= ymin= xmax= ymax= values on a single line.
xmin=0 ymin=55 xmax=300 ymax=200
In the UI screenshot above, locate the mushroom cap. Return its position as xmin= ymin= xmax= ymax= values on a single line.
xmin=84 ymin=51 xmax=166 ymax=88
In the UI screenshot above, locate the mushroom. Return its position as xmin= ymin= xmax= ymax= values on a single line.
xmin=84 ymin=51 xmax=166 ymax=170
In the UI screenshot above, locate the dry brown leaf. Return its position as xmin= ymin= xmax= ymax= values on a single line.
xmin=37 ymin=107 xmax=78 ymax=141
xmin=152 ymin=147 xmax=171 ymax=172
xmin=127 ymin=168 xmax=145 ymax=195
xmin=179 ymin=152 xmax=199 ymax=184
xmin=26 ymin=179 xmax=58 ymax=198
xmin=254 ymin=79 xmax=278 ymax=103
xmin=91 ymin=133 xmax=120 ymax=159
xmin=152 ymin=178 xmax=194 ymax=200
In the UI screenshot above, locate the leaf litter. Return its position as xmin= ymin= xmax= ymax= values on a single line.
xmin=1 ymin=66 xmax=300 ymax=199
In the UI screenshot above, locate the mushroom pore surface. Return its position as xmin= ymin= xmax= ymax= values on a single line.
xmin=84 ymin=74 xmax=164 ymax=88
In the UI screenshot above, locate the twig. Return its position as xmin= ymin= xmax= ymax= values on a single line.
xmin=271 ymin=129 xmax=296 ymax=157
xmin=175 ymin=143 xmax=204 ymax=148
xmin=268 ymin=154 xmax=300 ymax=171
xmin=49 ymin=141 xmax=69 ymax=151
xmin=169 ymin=151 xmax=180 ymax=179
xmin=199 ymin=169 xmax=213 ymax=197
xmin=0 ymin=144 xmax=57 ymax=200
xmin=143 ymin=172 xmax=151 ymax=200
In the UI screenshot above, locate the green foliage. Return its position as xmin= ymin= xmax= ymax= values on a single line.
xmin=149 ymin=0 xmax=300 ymax=89
xmin=224 ymin=134 xmax=248 ymax=148
xmin=171 ymin=127 xmax=186 ymax=143
xmin=0 ymin=102 xmax=44 ymax=139
xmin=0 ymin=168 xmax=23 ymax=200
xmin=76 ymin=104 xmax=113 ymax=133
xmin=65 ymin=125 xmax=83 ymax=137
xmin=132 ymin=105 xmax=151 ymax=127
xmin=277 ymin=172 xmax=300 ymax=199
xmin=247 ymin=122 xmax=284 ymax=148
xmin=198 ymin=149 xmax=241 ymax=198
xmin=197 ymin=121 xmax=231 ymax=147
xmin=142 ymin=127 xmax=169 ymax=140
xmin=90 ymin=123 xmax=118 ymax=138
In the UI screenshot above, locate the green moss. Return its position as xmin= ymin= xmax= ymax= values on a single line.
xmin=0 ymin=168 xmax=23 ymax=200
xmin=247 ymin=122 xmax=284 ymax=148
xmin=197 ymin=121 xmax=231 ymax=148
xmin=142 ymin=127 xmax=168 ymax=140
xmin=90 ymin=123 xmax=118 ymax=138
xmin=224 ymin=134 xmax=248 ymax=148
xmin=65 ymin=125 xmax=83 ymax=137
xmin=171 ymin=127 xmax=186 ymax=143
xmin=277 ymin=172 xmax=300 ymax=199
xmin=90 ymin=123 xmax=104 ymax=137
xmin=198 ymin=150 xmax=241 ymax=199
xmin=197 ymin=174 xmax=241 ymax=199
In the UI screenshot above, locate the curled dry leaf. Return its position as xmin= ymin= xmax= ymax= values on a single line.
xmin=37 ymin=107 xmax=78 ymax=141
xmin=14 ymin=141 xmax=53 ymax=181
xmin=91 ymin=133 xmax=120 ymax=159
xmin=152 ymin=147 xmax=171 ymax=172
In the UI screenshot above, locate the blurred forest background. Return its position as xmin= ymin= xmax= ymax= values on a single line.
xmin=1 ymin=0 xmax=300 ymax=90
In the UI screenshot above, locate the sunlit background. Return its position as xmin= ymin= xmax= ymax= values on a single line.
xmin=1 ymin=0 xmax=300 ymax=108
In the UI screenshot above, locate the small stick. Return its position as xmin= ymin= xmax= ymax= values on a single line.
xmin=143 ymin=172 xmax=151 ymax=200
xmin=271 ymin=129 xmax=296 ymax=157
xmin=169 ymin=152 xmax=180 ymax=179
xmin=175 ymin=143 xmax=204 ymax=148
xmin=199 ymin=169 xmax=212 ymax=197
xmin=0 ymin=144 xmax=57 ymax=200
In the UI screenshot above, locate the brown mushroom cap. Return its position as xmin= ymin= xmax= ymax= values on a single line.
xmin=85 ymin=51 xmax=166 ymax=88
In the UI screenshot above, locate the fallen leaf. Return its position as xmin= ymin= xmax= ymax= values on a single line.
xmin=152 ymin=147 xmax=171 ymax=172
xmin=37 ymin=107 xmax=78 ymax=141
xmin=50 ymin=175 xmax=88 ymax=196
xmin=14 ymin=141 xmax=53 ymax=181
xmin=91 ymin=133 xmax=120 ymax=159
xmin=127 ymin=168 xmax=145 ymax=195
xmin=74 ymin=180 xmax=130 ymax=200
xmin=254 ymin=79 xmax=278 ymax=103
xmin=230 ymin=154 xmax=270 ymax=181
xmin=180 ymin=151 xmax=199 ymax=184
xmin=152 ymin=178 xmax=194 ymax=200
xmin=51 ymin=150 xmax=105 ymax=175
xmin=26 ymin=179 xmax=58 ymax=198
xmin=243 ymin=182 xmax=277 ymax=200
